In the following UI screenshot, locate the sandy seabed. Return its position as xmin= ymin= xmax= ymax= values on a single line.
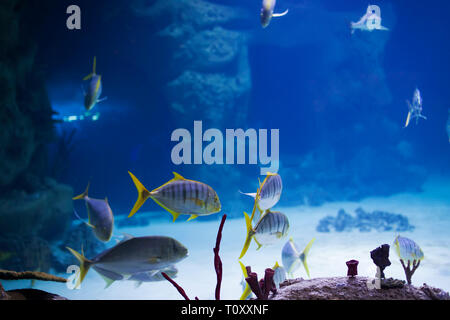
xmin=4 ymin=176 xmax=450 ymax=300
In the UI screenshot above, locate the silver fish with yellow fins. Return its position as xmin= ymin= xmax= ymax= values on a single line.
xmin=72 ymin=182 xmax=114 ymax=242
xmin=128 ymin=171 xmax=221 ymax=221
xmin=393 ymin=235 xmax=424 ymax=263
xmin=240 ymin=172 xmax=282 ymax=216
xmin=239 ymin=210 xmax=290 ymax=259
xmin=83 ymin=56 xmax=107 ymax=111
xmin=66 ymin=235 xmax=188 ymax=288
xmin=261 ymin=0 xmax=289 ymax=28
xmin=282 ymin=237 xmax=315 ymax=278
xmin=404 ymin=88 xmax=427 ymax=128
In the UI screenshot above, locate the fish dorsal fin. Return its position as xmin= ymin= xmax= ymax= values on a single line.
xmin=272 ymin=261 xmax=280 ymax=270
xmin=172 ymin=172 xmax=185 ymax=180
xmin=73 ymin=182 xmax=90 ymax=200
xmin=105 ymin=197 xmax=108 ymax=203
xmin=121 ymin=233 xmax=134 ymax=241
xmin=100 ymin=274 xmax=115 ymax=289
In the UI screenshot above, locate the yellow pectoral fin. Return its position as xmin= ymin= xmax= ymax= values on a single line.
xmin=96 ymin=76 xmax=102 ymax=92
xmin=83 ymin=73 xmax=93 ymax=81
xmin=151 ymin=198 xmax=181 ymax=222
xmin=187 ymin=214 xmax=199 ymax=221
xmin=194 ymin=199 xmax=205 ymax=207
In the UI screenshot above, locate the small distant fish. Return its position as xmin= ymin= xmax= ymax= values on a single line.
xmin=282 ymin=237 xmax=315 ymax=278
xmin=66 ymin=235 xmax=188 ymax=288
xmin=83 ymin=56 xmax=107 ymax=111
xmin=404 ymin=88 xmax=427 ymax=128
xmin=272 ymin=261 xmax=287 ymax=289
xmin=351 ymin=5 xmax=389 ymax=34
xmin=239 ymin=210 xmax=290 ymax=259
xmin=127 ymin=171 xmax=221 ymax=222
xmin=393 ymin=235 xmax=424 ymax=263
xmin=94 ymin=265 xmax=178 ymax=289
xmin=73 ymin=182 xmax=114 ymax=242
xmin=260 ymin=0 xmax=289 ymax=28
xmin=240 ymin=172 xmax=282 ymax=215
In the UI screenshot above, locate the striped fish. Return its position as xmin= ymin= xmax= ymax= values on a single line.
xmin=282 ymin=237 xmax=315 ymax=278
xmin=393 ymin=235 xmax=424 ymax=263
xmin=239 ymin=210 xmax=289 ymax=259
xmin=127 ymin=171 xmax=221 ymax=221
xmin=240 ymin=172 xmax=282 ymax=215
xmin=72 ymin=182 xmax=114 ymax=242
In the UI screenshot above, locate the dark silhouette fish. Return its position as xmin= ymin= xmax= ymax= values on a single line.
xmin=67 ymin=235 xmax=188 ymax=288
xmin=83 ymin=56 xmax=107 ymax=111
xmin=72 ymin=182 xmax=114 ymax=242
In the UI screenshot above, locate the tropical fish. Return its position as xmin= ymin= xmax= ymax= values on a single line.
xmin=260 ymin=0 xmax=289 ymax=28
xmin=83 ymin=56 xmax=107 ymax=111
xmin=351 ymin=5 xmax=389 ymax=34
xmin=393 ymin=235 xmax=424 ymax=263
xmin=240 ymin=172 xmax=282 ymax=217
xmin=282 ymin=237 xmax=315 ymax=278
xmin=127 ymin=171 xmax=221 ymax=222
xmin=239 ymin=210 xmax=290 ymax=259
xmin=404 ymin=88 xmax=427 ymax=127
xmin=73 ymin=182 xmax=114 ymax=242
xmin=94 ymin=265 xmax=178 ymax=289
xmin=66 ymin=235 xmax=188 ymax=288
xmin=272 ymin=261 xmax=287 ymax=289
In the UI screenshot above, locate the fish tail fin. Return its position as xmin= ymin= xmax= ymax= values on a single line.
xmin=238 ymin=212 xmax=254 ymax=259
xmin=128 ymin=171 xmax=151 ymax=218
xmin=239 ymin=261 xmax=252 ymax=300
xmin=66 ymin=247 xmax=93 ymax=288
xmin=300 ymin=238 xmax=316 ymax=278
xmin=273 ymin=9 xmax=289 ymax=17
xmin=73 ymin=182 xmax=90 ymax=200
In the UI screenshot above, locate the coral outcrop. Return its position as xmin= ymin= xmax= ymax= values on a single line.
xmin=271 ymin=277 xmax=450 ymax=300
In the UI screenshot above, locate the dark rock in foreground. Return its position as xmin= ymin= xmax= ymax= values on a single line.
xmin=271 ymin=277 xmax=450 ymax=300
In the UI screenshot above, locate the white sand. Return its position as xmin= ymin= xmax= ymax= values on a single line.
xmin=3 ymin=176 xmax=450 ymax=299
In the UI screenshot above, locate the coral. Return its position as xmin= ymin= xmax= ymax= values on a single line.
xmin=346 ymin=260 xmax=359 ymax=277
xmin=400 ymin=259 xmax=421 ymax=285
xmin=370 ymin=244 xmax=391 ymax=279
xmin=381 ymin=278 xmax=405 ymax=289
xmin=316 ymin=208 xmax=415 ymax=233
xmin=162 ymin=214 xmax=227 ymax=300
xmin=0 ymin=269 xmax=66 ymax=283
xmin=244 ymin=267 xmax=276 ymax=300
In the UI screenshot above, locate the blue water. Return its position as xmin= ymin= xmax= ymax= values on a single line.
xmin=2 ymin=0 xmax=450 ymax=299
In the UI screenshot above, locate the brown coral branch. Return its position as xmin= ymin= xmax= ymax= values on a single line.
xmin=161 ymin=272 xmax=191 ymax=300
xmin=213 ymin=214 xmax=227 ymax=300
xmin=0 ymin=270 xmax=67 ymax=283
xmin=400 ymin=259 xmax=420 ymax=285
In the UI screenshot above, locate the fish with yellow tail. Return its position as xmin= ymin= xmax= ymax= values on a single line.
xmin=72 ymin=182 xmax=114 ymax=242
xmin=127 ymin=171 xmax=221 ymax=221
xmin=239 ymin=260 xmax=286 ymax=300
xmin=404 ymin=88 xmax=427 ymax=128
xmin=240 ymin=172 xmax=282 ymax=220
xmin=282 ymin=237 xmax=315 ymax=278
xmin=261 ymin=0 xmax=289 ymax=28
xmin=239 ymin=210 xmax=289 ymax=259
xmin=66 ymin=235 xmax=188 ymax=289
xmin=83 ymin=56 xmax=107 ymax=111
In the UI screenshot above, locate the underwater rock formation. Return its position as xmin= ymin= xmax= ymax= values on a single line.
xmin=370 ymin=244 xmax=391 ymax=279
xmin=316 ymin=208 xmax=415 ymax=233
xmin=271 ymin=277 xmax=450 ymax=300
xmin=134 ymin=0 xmax=252 ymax=127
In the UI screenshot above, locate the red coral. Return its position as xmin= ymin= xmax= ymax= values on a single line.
xmin=245 ymin=266 xmax=276 ymax=300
